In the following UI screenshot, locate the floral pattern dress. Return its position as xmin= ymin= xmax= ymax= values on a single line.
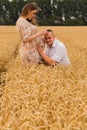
xmin=16 ymin=17 xmax=44 ymax=64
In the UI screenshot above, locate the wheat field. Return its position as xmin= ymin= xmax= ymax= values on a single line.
xmin=0 ymin=26 xmax=87 ymax=130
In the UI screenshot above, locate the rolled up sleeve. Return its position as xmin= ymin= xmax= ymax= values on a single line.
xmin=51 ymin=46 xmax=64 ymax=63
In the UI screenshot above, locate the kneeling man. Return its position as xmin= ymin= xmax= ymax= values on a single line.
xmin=36 ymin=29 xmax=70 ymax=65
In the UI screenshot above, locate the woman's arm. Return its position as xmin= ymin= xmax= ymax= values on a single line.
xmin=23 ymin=30 xmax=48 ymax=43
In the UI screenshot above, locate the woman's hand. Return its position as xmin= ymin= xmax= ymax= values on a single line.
xmin=39 ymin=30 xmax=48 ymax=36
xmin=23 ymin=30 xmax=48 ymax=43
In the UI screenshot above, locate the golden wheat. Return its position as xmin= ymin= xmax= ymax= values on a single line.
xmin=0 ymin=26 xmax=87 ymax=130
xmin=0 ymin=26 xmax=20 ymax=72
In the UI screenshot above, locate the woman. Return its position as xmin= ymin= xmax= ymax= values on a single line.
xmin=16 ymin=3 xmax=47 ymax=65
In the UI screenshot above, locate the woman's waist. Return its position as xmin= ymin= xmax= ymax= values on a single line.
xmin=21 ymin=42 xmax=34 ymax=49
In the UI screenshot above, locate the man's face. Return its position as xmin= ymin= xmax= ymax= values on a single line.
xmin=44 ymin=32 xmax=55 ymax=46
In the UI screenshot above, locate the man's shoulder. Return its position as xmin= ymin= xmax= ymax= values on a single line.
xmin=54 ymin=39 xmax=65 ymax=48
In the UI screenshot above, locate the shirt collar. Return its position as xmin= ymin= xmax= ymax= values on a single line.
xmin=47 ymin=38 xmax=57 ymax=48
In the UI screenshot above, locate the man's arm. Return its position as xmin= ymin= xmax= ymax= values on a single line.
xmin=36 ymin=46 xmax=57 ymax=65
xmin=40 ymin=52 xmax=57 ymax=65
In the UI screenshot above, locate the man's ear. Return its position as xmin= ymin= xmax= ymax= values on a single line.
xmin=53 ymin=35 xmax=55 ymax=38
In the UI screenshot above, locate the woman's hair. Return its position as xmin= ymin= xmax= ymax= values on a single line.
xmin=21 ymin=3 xmax=39 ymax=25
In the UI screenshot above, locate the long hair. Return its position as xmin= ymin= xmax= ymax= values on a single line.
xmin=20 ymin=3 xmax=39 ymax=25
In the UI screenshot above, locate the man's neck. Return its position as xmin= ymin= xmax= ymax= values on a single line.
xmin=48 ymin=43 xmax=53 ymax=48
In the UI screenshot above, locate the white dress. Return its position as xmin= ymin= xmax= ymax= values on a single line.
xmin=16 ymin=17 xmax=44 ymax=64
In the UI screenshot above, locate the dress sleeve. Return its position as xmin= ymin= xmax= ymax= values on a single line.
xmin=20 ymin=21 xmax=32 ymax=42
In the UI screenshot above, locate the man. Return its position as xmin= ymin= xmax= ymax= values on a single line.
xmin=36 ymin=29 xmax=70 ymax=65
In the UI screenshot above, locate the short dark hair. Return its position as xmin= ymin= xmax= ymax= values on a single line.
xmin=47 ymin=29 xmax=53 ymax=32
xmin=46 ymin=29 xmax=55 ymax=37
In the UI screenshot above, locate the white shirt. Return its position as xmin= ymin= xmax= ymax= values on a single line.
xmin=45 ymin=38 xmax=70 ymax=65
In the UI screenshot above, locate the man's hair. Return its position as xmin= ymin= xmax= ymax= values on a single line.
xmin=47 ymin=29 xmax=53 ymax=32
xmin=46 ymin=29 xmax=55 ymax=37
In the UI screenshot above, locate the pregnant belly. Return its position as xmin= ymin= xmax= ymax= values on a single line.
xmin=20 ymin=47 xmax=41 ymax=63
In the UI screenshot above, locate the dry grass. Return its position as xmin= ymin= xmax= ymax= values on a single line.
xmin=0 ymin=26 xmax=87 ymax=130
xmin=0 ymin=26 xmax=20 ymax=71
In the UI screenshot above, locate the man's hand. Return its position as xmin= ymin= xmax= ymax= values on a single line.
xmin=36 ymin=44 xmax=57 ymax=65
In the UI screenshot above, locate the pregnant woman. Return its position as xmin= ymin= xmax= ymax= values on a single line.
xmin=16 ymin=2 xmax=47 ymax=65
